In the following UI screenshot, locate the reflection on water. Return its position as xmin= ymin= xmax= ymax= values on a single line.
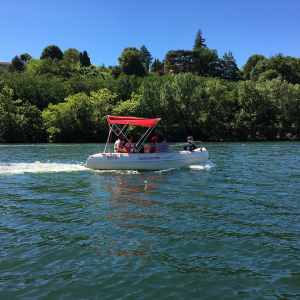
xmin=91 ymin=173 xmax=168 ymax=265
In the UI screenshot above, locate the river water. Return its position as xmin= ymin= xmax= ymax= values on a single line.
xmin=0 ymin=142 xmax=299 ymax=299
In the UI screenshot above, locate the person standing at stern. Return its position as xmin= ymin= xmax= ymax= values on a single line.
xmin=183 ymin=136 xmax=197 ymax=151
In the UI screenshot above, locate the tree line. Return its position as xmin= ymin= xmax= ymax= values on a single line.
xmin=1 ymin=30 xmax=300 ymax=143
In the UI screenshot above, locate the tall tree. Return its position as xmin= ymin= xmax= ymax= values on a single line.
xmin=150 ymin=59 xmax=164 ymax=73
xmin=139 ymin=45 xmax=153 ymax=72
xmin=192 ymin=47 xmax=218 ymax=76
xmin=193 ymin=29 xmax=206 ymax=49
xmin=64 ymin=48 xmax=80 ymax=64
xmin=220 ymin=50 xmax=239 ymax=81
xmin=152 ymin=58 xmax=157 ymax=72
xmin=268 ymin=53 xmax=300 ymax=84
xmin=165 ymin=50 xmax=195 ymax=74
xmin=79 ymin=51 xmax=91 ymax=67
xmin=0 ymin=87 xmax=22 ymax=142
xmin=20 ymin=53 xmax=32 ymax=63
xmin=242 ymin=54 xmax=266 ymax=80
xmin=118 ymin=47 xmax=147 ymax=77
xmin=40 ymin=45 xmax=64 ymax=60
xmin=10 ymin=55 xmax=25 ymax=72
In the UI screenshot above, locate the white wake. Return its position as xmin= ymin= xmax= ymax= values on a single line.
xmin=0 ymin=161 xmax=87 ymax=174
xmin=189 ymin=160 xmax=215 ymax=170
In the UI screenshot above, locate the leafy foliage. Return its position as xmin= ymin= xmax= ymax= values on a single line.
xmin=64 ymin=48 xmax=80 ymax=64
xmin=193 ymin=29 xmax=207 ymax=49
xmin=40 ymin=45 xmax=64 ymax=60
xmin=219 ymin=51 xmax=239 ymax=81
xmin=110 ymin=66 xmax=122 ymax=79
xmin=242 ymin=54 xmax=266 ymax=80
xmin=0 ymin=87 xmax=45 ymax=142
xmin=243 ymin=53 xmax=300 ymax=84
xmin=139 ymin=45 xmax=153 ymax=72
xmin=1 ymin=40 xmax=300 ymax=143
xmin=42 ymin=89 xmax=116 ymax=142
xmin=150 ymin=59 xmax=164 ymax=73
xmin=118 ymin=47 xmax=147 ymax=77
xmin=192 ymin=47 xmax=219 ymax=76
xmin=79 ymin=51 xmax=91 ymax=67
xmin=10 ymin=55 xmax=25 ymax=72
xmin=20 ymin=53 xmax=32 ymax=63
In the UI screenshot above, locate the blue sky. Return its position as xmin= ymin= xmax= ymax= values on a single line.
xmin=1 ymin=0 xmax=299 ymax=69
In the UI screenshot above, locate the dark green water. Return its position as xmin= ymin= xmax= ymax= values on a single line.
xmin=0 ymin=142 xmax=299 ymax=300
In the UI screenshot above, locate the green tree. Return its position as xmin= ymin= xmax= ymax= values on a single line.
xmin=118 ymin=47 xmax=147 ymax=77
xmin=42 ymin=89 xmax=116 ymax=142
xmin=151 ymin=58 xmax=165 ymax=73
xmin=164 ymin=50 xmax=195 ymax=74
xmin=193 ymin=29 xmax=206 ymax=49
xmin=138 ymin=78 xmax=165 ymax=119
xmin=200 ymin=79 xmax=237 ymax=141
xmin=139 ymin=45 xmax=153 ymax=72
xmin=64 ymin=48 xmax=80 ymax=64
xmin=114 ymin=74 xmax=143 ymax=101
xmin=112 ymin=93 xmax=141 ymax=117
xmin=192 ymin=47 xmax=219 ymax=76
xmin=268 ymin=53 xmax=300 ymax=84
xmin=18 ymin=101 xmax=45 ymax=142
xmin=164 ymin=46 xmax=219 ymax=77
xmin=10 ymin=55 xmax=25 ymax=72
xmin=283 ymin=83 xmax=300 ymax=138
xmin=235 ymin=80 xmax=278 ymax=140
xmin=257 ymin=69 xmax=280 ymax=83
xmin=164 ymin=73 xmax=206 ymax=139
xmin=245 ymin=54 xmax=300 ymax=84
xmin=79 ymin=50 xmax=91 ymax=67
xmin=20 ymin=53 xmax=32 ymax=63
xmin=219 ymin=51 xmax=239 ymax=81
xmin=43 ymin=92 xmax=92 ymax=142
xmin=1 ymin=70 xmax=69 ymax=110
xmin=0 ymin=87 xmax=25 ymax=142
xmin=259 ymin=78 xmax=300 ymax=139
xmin=110 ymin=66 xmax=122 ymax=79
xmin=0 ymin=87 xmax=18 ymax=142
xmin=139 ymin=73 xmax=207 ymax=140
xmin=40 ymin=45 xmax=64 ymax=60
xmin=250 ymin=59 xmax=268 ymax=81
xmin=242 ymin=54 xmax=266 ymax=80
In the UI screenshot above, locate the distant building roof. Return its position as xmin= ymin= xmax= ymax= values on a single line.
xmin=0 ymin=62 xmax=11 ymax=69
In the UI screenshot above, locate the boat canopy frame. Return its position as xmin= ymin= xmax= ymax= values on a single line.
xmin=104 ymin=115 xmax=161 ymax=154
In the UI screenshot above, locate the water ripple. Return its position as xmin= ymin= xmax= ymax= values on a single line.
xmin=0 ymin=142 xmax=300 ymax=299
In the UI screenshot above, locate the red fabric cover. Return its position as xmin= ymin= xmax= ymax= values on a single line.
xmin=107 ymin=115 xmax=161 ymax=127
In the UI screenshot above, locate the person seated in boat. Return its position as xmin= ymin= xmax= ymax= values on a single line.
xmin=157 ymin=135 xmax=169 ymax=153
xmin=149 ymin=136 xmax=157 ymax=153
xmin=114 ymin=134 xmax=126 ymax=153
xmin=124 ymin=135 xmax=133 ymax=153
xmin=183 ymin=136 xmax=197 ymax=151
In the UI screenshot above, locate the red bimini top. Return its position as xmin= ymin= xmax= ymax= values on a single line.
xmin=107 ymin=115 xmax=161 ymax=127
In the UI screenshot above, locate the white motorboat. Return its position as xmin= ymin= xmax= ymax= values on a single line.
xmin=86 ymin=115 xmax=209 ymax=170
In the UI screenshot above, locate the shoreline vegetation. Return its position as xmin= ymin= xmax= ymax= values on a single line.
xmin=1 ymin=31 xmax=300 ymax=143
